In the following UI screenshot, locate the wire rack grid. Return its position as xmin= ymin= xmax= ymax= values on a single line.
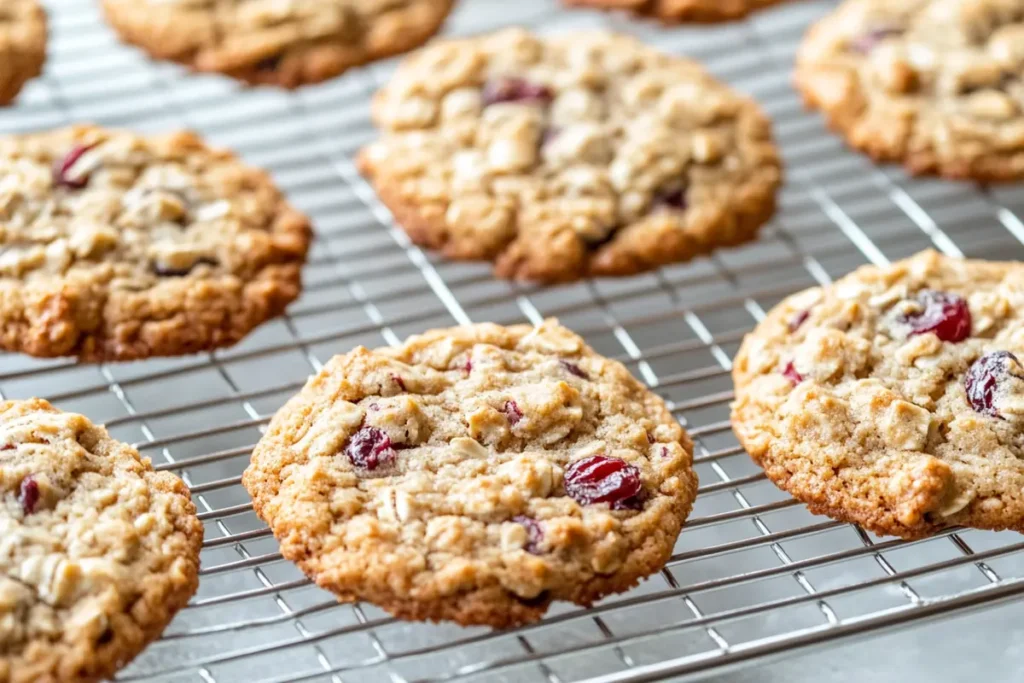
xmin=4 ymin=1 xmax=1024 ymax=681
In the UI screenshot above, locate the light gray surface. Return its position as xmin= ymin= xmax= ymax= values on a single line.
xmin=2 ymin=0 xmax=1024 ymax=682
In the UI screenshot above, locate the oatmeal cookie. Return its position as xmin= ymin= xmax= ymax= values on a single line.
xmin=243 ymin=319 xmax=697 ymax=627
xmin=562 ymin=0 xmax=790 ymax=23
xmin=0 ymin=0 xmax=46 ymax=105
xmin=0 ymin=125 xmax=311 ymax=361
xmin=358 ymin=29 xmax=782 ymax=282
xmin=796 ymin=0 xmax=1024 ymax=181
xmin=0 ymin=398 xmax=203 ymax=683
xmin=101 ymin=0 xmax=455 ymax=88
xmin=732 ymin=250 xmax=1024 ymax=539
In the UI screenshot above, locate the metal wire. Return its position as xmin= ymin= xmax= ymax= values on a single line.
xmin=4 ymin=1 xmax=1024 ymax=682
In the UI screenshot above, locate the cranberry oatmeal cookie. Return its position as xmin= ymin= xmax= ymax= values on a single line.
xmin=358 ymin=29 xmax=782 ymax=282
xmin=101 ymin=0 xmax=455 ymax=88
xmin=0 ymin=0 xmax=46 ymax=106
xmin=796 ymin=0 xmax=1024 ymax=181
xmin=243 ymin=319 xmax=697 ymax=627
xmin=0 ymin=398 xmax=203 ymax=683
xmin=732 ymin=251 xmax=1024 ymax=540
xmin=561 ymin=0 xmax=790 ymax=23
xmin=0 ymin=125 xmax=310 ymax=361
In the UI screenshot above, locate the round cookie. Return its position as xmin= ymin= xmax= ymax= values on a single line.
xmin=243 ymin=319 xmax=697 ymax=627
xmin=796 ymin=0 xmax=1024 ymax=181
xmin=358 ymin=29 xmax=782 ymax=283
xmin=0 ymin=125 xmax=311 ymax=361
xmin=561 ymin=0 xmax=790 ymax=23
xmin=0 ymin=0 xmax=46 ymax=105
xmin=101 ymin=0 xmax=455 ymax=88
xmin=0 ymin=398 xmax=203 ymax=683
xmin=732 ymin=250 xmax=1024 ymax=540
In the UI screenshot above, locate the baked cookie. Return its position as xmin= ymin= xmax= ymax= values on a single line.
xmin=561 ymin=0 xmax=790 ymax=23
xmin=732 ymin=250 xmax=1024 ymax=540
xmin=0 ymin=0 xmax=46 ymax=105
xmin=358 ymin=29 xmax=782 ymax=282
xmin=243 ymin=319 xmax=697 ymax=627
xmin=796 ymin=0 xmax=1024 ymax=181
xmin=101 ymin=0 xmax=455 ymax=88
xmin=0 ymin=398 xmax=203 ymax=683
xmin=0 ymin=125 xmax=310 ymax=361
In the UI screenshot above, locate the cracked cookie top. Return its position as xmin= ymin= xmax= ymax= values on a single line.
xmin=0 ymin=0 xmax=46 ymax=105
xmin=732 ymin=250 xmax=1024 ymax=539
xmin=243 ymin=319 xmax=697 ymax=627
xmin=101 ymin=0 xmax=455 ymax=87
xmin=358 ymin=29 xmax=781 ymax=282
xmin=0 ymin=399 xmax=202 ymax=683
xmin=0 ymin=125 xmax=310 ymax=361
xmin=796 ymin=0 xmax=1024 ymax=180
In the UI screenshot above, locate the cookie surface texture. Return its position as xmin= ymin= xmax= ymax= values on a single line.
xmin=243 ymin=319 xmax=698 ymax=627
xmin=796 ymin=0 xmax=1024 ymax=181
xmin=0 ymin=125 xmax=311 ymax=361
xmin=358 ymin=29 xmax=782 ymax=282
xmin=0 ymin=398 xmax=203 ymax=683
xmin=0 ymin=0 xmax=46 ymax=105
xmin=101 ymin=0 xmax=455 ymax=87
xmin=732 ymin=250 xmax=1024 ymax=539
xmin=562 ymin=0 xmax=789 ymax=23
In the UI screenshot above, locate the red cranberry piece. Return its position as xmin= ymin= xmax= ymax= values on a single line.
xmin=503 ymin=400 xmax=524 ymax=426
xmin=19 ymin=476 xmax=40 ymax=515
xmin=559 ymin=360 xmax=588 ymax=379
xmin=646 ymin=430 xmax=655 ymax=444
xmin=343 ymin=427 xmax=396 ymax=470
xmin=898 ymin=290 xmax=971 ymax=342
xmin=966 ymin=351 xmax=1021 ymax=418
xmin=0 ymin=444 xmax=15 ymax=451
xmin=463 ymin=357 xmax=473 ymax=374
xmin=851 ymin=27 xmax=903 ymax=53
xmin=782 ymin=361 xmax=803 ymax=385
xmin=152 ymin=257 xmax=219 ymax=277
xmin=53 ymin=144 xmax=96 ymax=189
xmin=513 ymin=515 xmax=543 ymax=554
xmin=653 ymin=187 xmax=688 ymax=211
xmin=391 ymin=374 xmax=406 ymax=391
xmin=482 ymin=77 xmax=553 ymax=106
xmin=564 ymin=455 xmax=643 ymax=510
xmin=788 ymin=309 xmax=811 ymax=332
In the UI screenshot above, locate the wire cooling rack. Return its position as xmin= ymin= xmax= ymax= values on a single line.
xmin=4 ymin=1 xmax=1024 ymax=681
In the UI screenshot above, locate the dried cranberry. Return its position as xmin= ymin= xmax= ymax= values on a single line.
xmin=559 ymin=360 xmax=588 ymax=379
xmin=463 ymin=357 xmax=473 ymax=374
xmin=481 ymin=77 xmax=553 ymax=106
xmin=0 ymin=444 xmax=15 ymax=451
xmin=391 ymin=374 xmax=406 ymax=391
xmin=513 ymin=516 xmax=543 ymax=554
xmin=782 ymin=361 xmax=804 ymax=385
xmin=653 ymin=187 xmax=688 ymax=211
xmin=646 ymin=430 xmax=655 ymax=444
xmin=564 ymin=455 xmax=643 ymax=510
xmin=851 ymin=27 xmax=903 ymax=54
xmin=53 ymin=144 xmax=96 ymax=189
xmin=503 ymin=400 xmax=524 ymax=426
xmin=788 ymin=309 xmax=811 ymax=332
xmin=343 ymin=427 xmax=396 ymax=470
xmin=152 ymin=257 xmax=219 ymax=277
xmin=18 ymin=476 xmax=39 ymax=515
xmin=898 ymin=290 xmax=971 ymax=342
xmin=965 ymin=351 xmax=1021 ymax=418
